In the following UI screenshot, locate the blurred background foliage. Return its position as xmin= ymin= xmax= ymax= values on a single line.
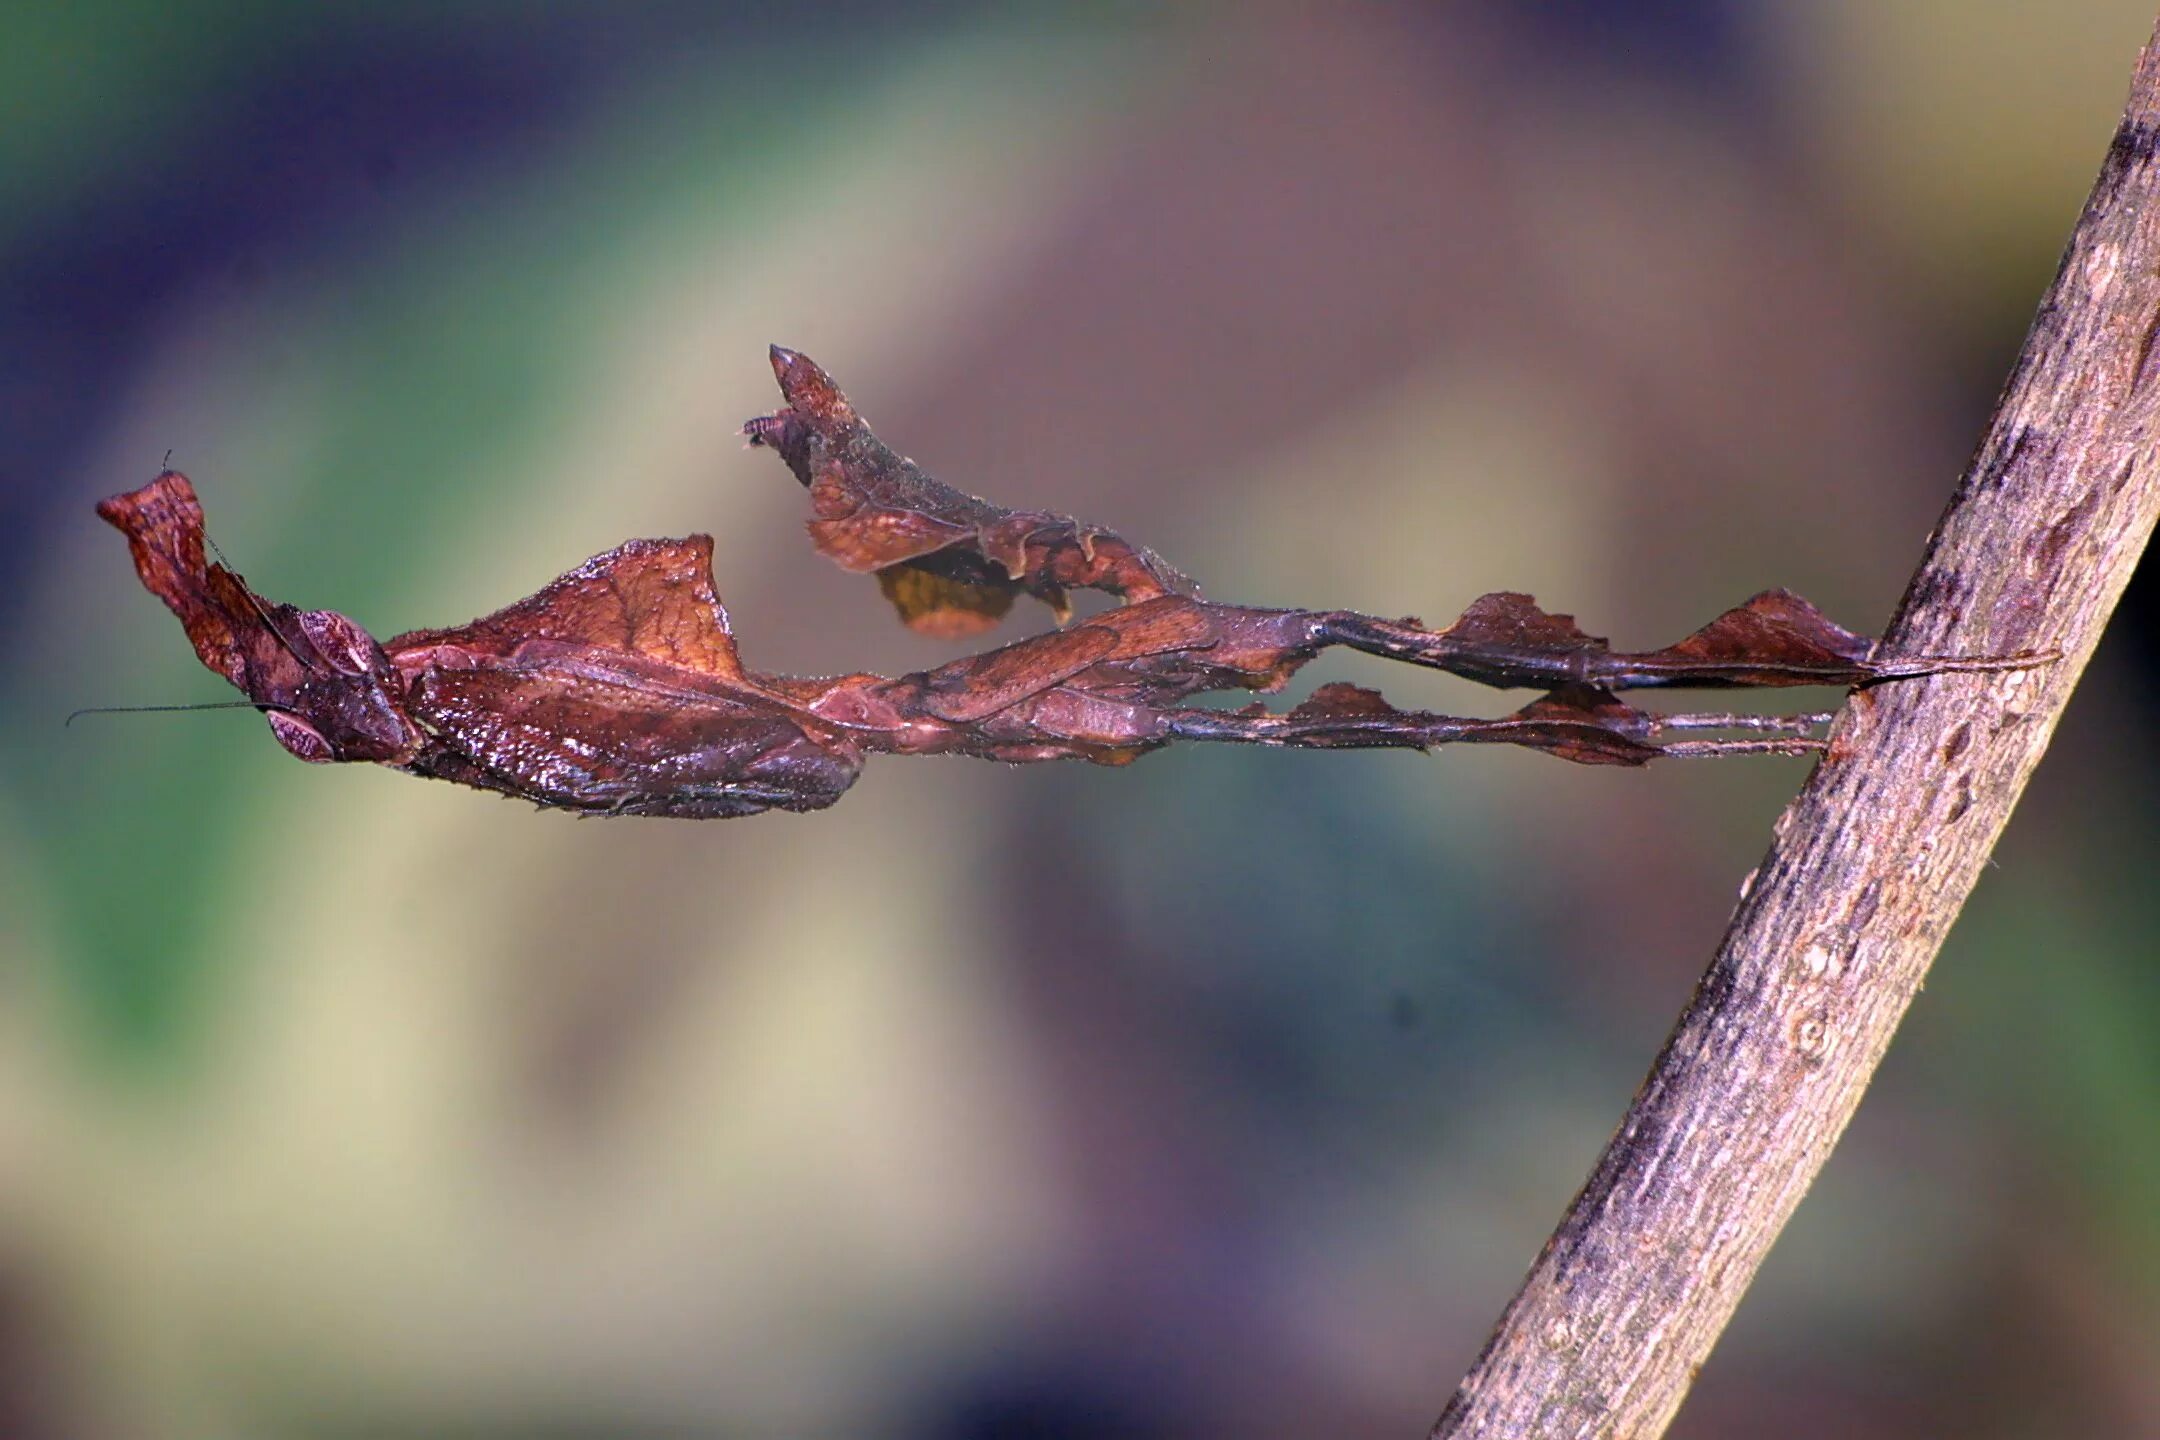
xmin=3 ymin=2 xmax=2157 ymax=1436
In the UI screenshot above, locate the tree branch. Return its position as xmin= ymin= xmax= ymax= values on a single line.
xmin=1433 ymin=20 xmax=2160 ymax=1440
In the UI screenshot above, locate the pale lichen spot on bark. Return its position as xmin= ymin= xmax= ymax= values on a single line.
xmin=2132 ymin=303 xmax=2160 ymax=383
xmin=1846 ymin=879 xmax=1883 ymax=933
xmin=1789 ymin=1008 xmax=1834 ymax=1066
xmin=2082 ymin=240 xmax=2126 ymax=293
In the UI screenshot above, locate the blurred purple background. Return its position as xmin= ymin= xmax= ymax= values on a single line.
xmin=4 ymin=4 xmax=2156 ymax=1436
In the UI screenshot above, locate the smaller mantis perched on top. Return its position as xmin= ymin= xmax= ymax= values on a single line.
xmin=97 ymin=346 xmax=2037 ymax=818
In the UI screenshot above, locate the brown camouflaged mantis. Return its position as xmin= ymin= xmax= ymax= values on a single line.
xmin=94 ymin=346 xmax=2037 ymax=818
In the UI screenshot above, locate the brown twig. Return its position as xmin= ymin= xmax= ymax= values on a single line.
xmin=1432 ymin=20 xmax=2160 ymax=1440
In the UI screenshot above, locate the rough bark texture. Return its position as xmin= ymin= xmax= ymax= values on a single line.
xmin=1432 ymin=22 xmax=2160 ymax=1440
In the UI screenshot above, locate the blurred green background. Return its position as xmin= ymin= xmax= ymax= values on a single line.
xmin=4 ymin=3 xmax=2157 ymax=1436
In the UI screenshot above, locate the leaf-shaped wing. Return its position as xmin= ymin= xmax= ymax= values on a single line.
xmin=909 ymin=625 xmax=1124 ymax=723
xmin=388 ymin=535 xmax=746 ymax=681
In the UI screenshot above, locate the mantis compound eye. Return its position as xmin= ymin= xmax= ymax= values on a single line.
xmin=741 ymin=412 xmax=795 ymax=449
xmin=297 ymin=610 xmax=380 ymax=676
xmin=266 ymin=710 xmax=336 ymax=763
